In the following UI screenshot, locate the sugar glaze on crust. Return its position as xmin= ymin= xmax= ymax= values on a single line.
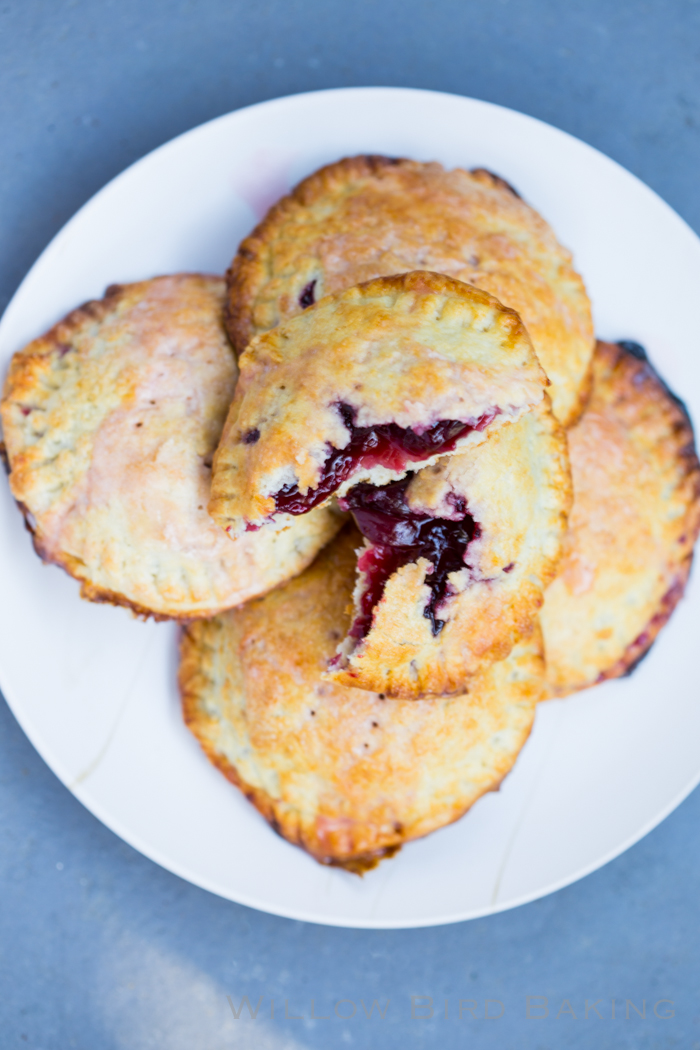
xmin=540 ymin=340 xmax=700 ymax=695
xmin=1 ymin=275 xmax=341 ymax=619
xmin=328 ymin=395 xmax=571 ymax=697
xmin=180 ymin=526 xmax=546 ymax=874
xmin=210 ymin=272 xmax=548 ymax=538
xmin=226 ymin=155 xmax=594 ymax=426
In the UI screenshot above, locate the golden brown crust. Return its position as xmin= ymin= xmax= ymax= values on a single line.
xmin=226 ymin=155 xmax=594 ymax=425
xmin=210 ymin=271 xmax=547 ymax=536
xmin=180 ymin=525 xmax=546 ymax=872
xmin=469 ymin=167 xmax=523 ymax=199
xmin=329 ymin=396 xmax=572 ymax=697
xmin=1 ymin=274 xmax=342 ymax=619
xmin=541 ymin=340 xmax=700 ymax=694
xmin=600 ymin=566 xmax=692 ymax=682
xmin=225 ymin=155 xmax=406 ymax=350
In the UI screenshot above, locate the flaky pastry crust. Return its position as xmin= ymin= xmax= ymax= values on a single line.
xmin=226 ymin=155 xmax=594 ymax=425
xmin=331 ymin=396 xmax=571 ymax=697
xmin=210 ymin=271 xmax=547 ymax=536
xmin=1 ymin=275 xmax=341 ymax=619
xmin=180 ymin=526 xmax=545 ymax=873
xmin=540 ymin=341 xmax=700 ymax=694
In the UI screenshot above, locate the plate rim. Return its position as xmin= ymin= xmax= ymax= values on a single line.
xmin=2 ymin=84 xmax=699 ymax=929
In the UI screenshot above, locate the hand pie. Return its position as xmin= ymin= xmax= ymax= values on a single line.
xmin=329 ymin=395 xmax=570 ymax=696
xmin=0 ymin=274 xmax=341 ymax=619
xmin=210 ymin=273 xmax=566 ymax=697
xmin=226 ymin=155 xmax=594 ymax=425
xmin=541 ymin=340 xmax=700 ymax=694
xmin=180 ymin=525 xmax=546 ymax=874
xmin=210 ymin=272 xmax=548 ymax=536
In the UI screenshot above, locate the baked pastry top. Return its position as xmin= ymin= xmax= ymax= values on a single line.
xmin=540 ymin=340 xmax=700 ymax=694
xmin=1 ymin=274 xmax=341 ymax=619
xmin=210 ymin=271 xmax=548 ymax=538
xmin=180 ymin=524 xmax=546 ymax=873
xmin=329 ymin=395 xmax=571 ymax=697
xmin=226 ymin=155 xmax=594 ymax=426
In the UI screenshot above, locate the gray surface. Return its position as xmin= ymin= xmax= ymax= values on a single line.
xmin=1 ymin=1 xmax=699 ymax=1047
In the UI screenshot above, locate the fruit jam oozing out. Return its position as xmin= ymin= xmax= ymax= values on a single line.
xmin=340 ymin=476 xmax=478 ymax=638
xmin=273 ymin=403 xmax=496 ymax=515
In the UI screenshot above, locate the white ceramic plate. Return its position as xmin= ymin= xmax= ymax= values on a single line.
xmin=1 ymin=87 xmax=699 ymax=929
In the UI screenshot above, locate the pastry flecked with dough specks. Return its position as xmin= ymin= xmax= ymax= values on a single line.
xmin=180 ymin=525 xmax=546 ymax=874
xmin=226 ymin=155 xmax=595 ymax=426
xmin=541 ymin=340 xmax=700 ymax=694
xmin=329 ymin=394 xmax=571 ymax=696
xmin=210 ymin=271 xmax=549 ymax=537
xmin=210 ymin=271 xmax=568 ymax=696
xmin=1 ymin=274 xmax=342 ymax=619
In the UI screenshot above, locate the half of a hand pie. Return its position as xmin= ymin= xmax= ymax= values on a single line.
xmin=210 ymin=271 xmax=548 ymax=538
xmin=226 ymin=155 xmax=594 ymax=426
xmin=540 ymin=340 xmax=700 ymax=695
xmin=330 ymin=395 xmax=571 ymax=697
xmin=180 ymin=525 xmax=546 ymax=874
xmin=0 ymin=275 xmax=341 ymax=619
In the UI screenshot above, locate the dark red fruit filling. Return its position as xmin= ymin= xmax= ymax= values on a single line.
xmin=340 ymin=476 xmax=478 ymax=638
xmin=299 ymin=280 xmax=317 ymax=308
xmin=273 ymin=403 xmax=495 ymax=515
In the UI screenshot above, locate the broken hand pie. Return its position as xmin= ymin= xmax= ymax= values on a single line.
xmin=211 ymin=271 xmax=570 ymax=696
xmin=210 ymin=271 xmax=548 ymax=532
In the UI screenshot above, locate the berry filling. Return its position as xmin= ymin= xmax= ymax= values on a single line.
xmin=273 ymin=403 xmax=496 ymax=515
xmin=298 ymin=280 xmax=317 ymax=308
xmin=340 ymin=476 xmax=478 ymax=639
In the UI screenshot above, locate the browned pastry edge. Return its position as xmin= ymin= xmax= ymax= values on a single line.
xmin=594 ymin=341 xmax=700 ymax=684
xmin=226 ymin=156 xmax=527 ymax=356
xmin=0 ymin=279 xmax=289 ymax=621
xmin=3 ymin=435 xmax=173 ymax=620
xmin=2 ymin=275 xmax=229 ymax=409
xmin=545 ymin=563 xmax=693 ymax=699
xmin=211 ymin=267 xmax=547 ymax=546
xmin=179 ymin=620 xmax=398 ymax=873
xmin=604 ymin=557 xmax=693 ymax=682
xmin=225 ymin=155 xmax=407 ymax=354
xmin=14 ymin=496 xmax=244 ymax=623
xmin=225 ymin=156 xmax=577 ymax=360
xmin=569 ymin=358 xmax=594 ymax=422
xmin=179 ymin=612 xmax=535 ymax=874
xmin=469 ymin=167 xmax=522 ymax=199
xmin=542 ymin=339 xmax=700 ymax=696
xmin=2 ymin=282 xmax=257 ymax=624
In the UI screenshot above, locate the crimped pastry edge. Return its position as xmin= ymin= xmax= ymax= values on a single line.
xmin=542 ymin=339 xmax=700 ymax=695
xmin=211 ymin=269 xmax=547 ymax=537
xmin=224 ymin=153 xmax=595 ymax=427
xmin=225 ymin=156 xmax=409 ymax=354
xmin=179 ymin=587 xmax=544 ymax=873
xmin=1 ymin=274 xmax=343 ymax=620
